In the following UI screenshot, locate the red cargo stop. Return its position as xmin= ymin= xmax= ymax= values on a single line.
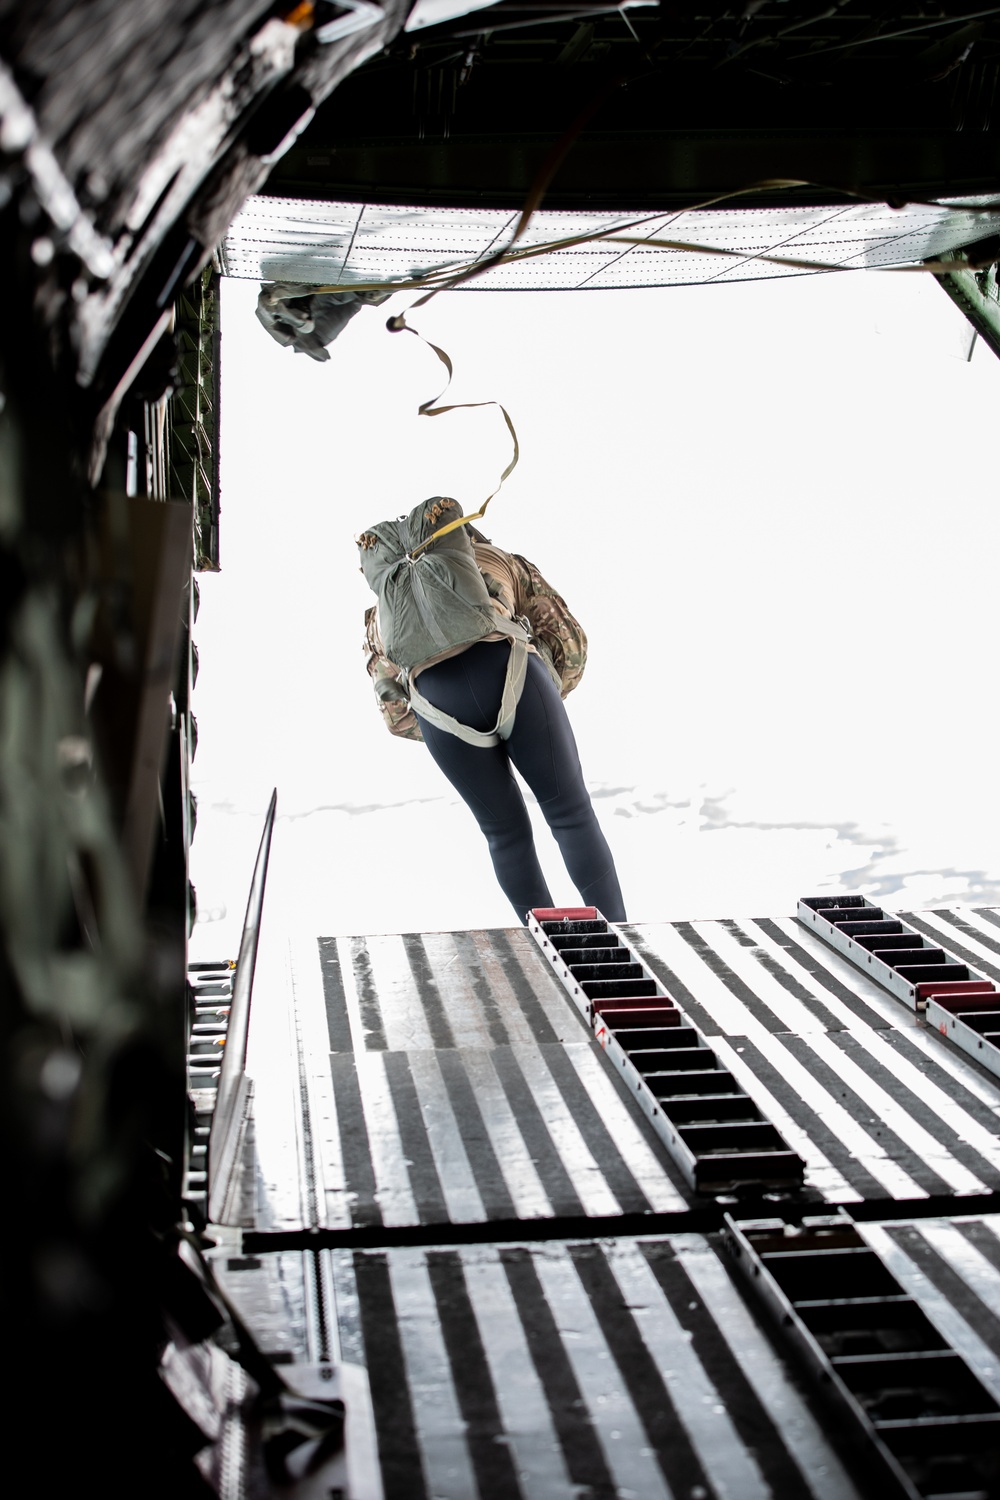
xmin=531 ymin=907 xmax=599 ymax=921
xmin=915 ymin=979 xmax=995 ymax=1003
xmin=592 ymin=1005 xmax=681 ymax=1029
xmin=926 ymin=992 xmax=1000 ymax=1015
xmin=592 ymin=995 xmax=678 ymax=1014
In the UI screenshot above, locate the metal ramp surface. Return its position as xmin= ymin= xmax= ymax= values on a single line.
xmin=216 ymin=1231 xmax=860 ymax=1500
xmin=215 ymin=1211 xmax=1000 ymax=1500
xmin=211 ymin=906 xmax=1000 ymax=1499
xmin=242 ymin=915 xmax=1000 ymax=1238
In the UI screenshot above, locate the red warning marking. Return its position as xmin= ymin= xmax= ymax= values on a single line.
xmin=915 ymin=979 xmax=994 ymax=1000
xmin=531 ymin=907 xmax=598 ymax=920
xmin=919 ymin=987 xmax=997 ymax=1014
xmin=591 ymin=1005 xmax=682 ymax=1029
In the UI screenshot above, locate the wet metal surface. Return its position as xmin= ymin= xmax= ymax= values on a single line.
xmin=628 ymin=912 xmax=1000 ymax=1205
xmin=248 ymin=928 xmax=690 ymax=1233
xmin=244 ymin=913 xmax=1000 ymax=1233
xmin=217 ymin=1231 xmax=861 ymax=1500
xmin=218 ymin=1216 xmax=1000 ymax=1500
xmin=223 ymin=908 xmax=1000 ymax=1497
xmin=215 ymin=1218 xmax=1000 ymax=1500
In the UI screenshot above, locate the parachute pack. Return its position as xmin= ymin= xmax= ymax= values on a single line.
xmin=360 ymin=503 xmax=588 ymax=745
xmin=358 ymin=497 xmax=532 ymax=748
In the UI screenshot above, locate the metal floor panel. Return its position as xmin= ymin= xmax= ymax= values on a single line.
xmin=858 ymin=1216 xmax=1000 ymax=1408
xmin=723 ymin=1211 xmax=1000 ymax=1500
xmin=215 ymin=1232 xmax=861 ymax=1500
xmin=901 ymin=907 xmax=1000 ymax=990
xmin=240 ymin=914 xmax=1000 ymax=1233
xmin=218 ymin=911 xmax=1000 ymax=1498
xmin=215 ymin=1215 xmax=1000 ymax=1500
xmin=627 ymin=914 xmax=1000 ymax=1205
xmin=246 ymin=930 xmax=692 ymax=1233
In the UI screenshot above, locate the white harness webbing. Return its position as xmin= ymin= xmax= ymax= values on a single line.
xmin=406 ymin=635 xmax=530 ymax=748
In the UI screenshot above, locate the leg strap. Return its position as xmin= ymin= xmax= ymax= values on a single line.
xmin=407 ymin=638 xmax=529 ymax=747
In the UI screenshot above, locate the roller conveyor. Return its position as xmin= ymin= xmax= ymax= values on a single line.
xmin=723 ymin=1212 xmax=1000 ymax=1500
xmin=798 ymin=893 xmax=1000 ymax=1086
xmin=797 ymin=895 xmax=992 ymax=1005
xmin=528 ymin=907 xmax=805 ymax=1194
xmin=927 ymin=995 xmax=1000 ymax=1088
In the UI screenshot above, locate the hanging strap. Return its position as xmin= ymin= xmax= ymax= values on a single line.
xmin=385 ymin=318 xmax=519 ymax=558
xmin=407 ymin=634 xmax=529 ymax=747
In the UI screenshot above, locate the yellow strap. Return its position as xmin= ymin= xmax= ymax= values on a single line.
xmin=407 ymin=405 xmax=517 ymax=556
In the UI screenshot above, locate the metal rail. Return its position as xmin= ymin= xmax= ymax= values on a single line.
xmin=797 ymin=894 xmax=996 ymax=1009
xmin=527 ymin=907 xmax=804 ymax=1194
xmin=926 ymin=993 xmax=1000 ymax=1087
xmin=205 ymin=789 xmax=277 ymax=1225
xmin=184 ymin=962 xmax=235 ymax=1214
xmin=723 ymin=1211 xmax=1000 ymax=1500
xmin=798 ymin=893 xmax=1000 ymax=1086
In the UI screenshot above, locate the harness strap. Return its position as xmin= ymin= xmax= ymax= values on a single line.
xmin=407 ymin=636 xmax=529 ymax=748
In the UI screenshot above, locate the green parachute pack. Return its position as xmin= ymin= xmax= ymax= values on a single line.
xmin=357 ymin=497 xmax=532 ymax=748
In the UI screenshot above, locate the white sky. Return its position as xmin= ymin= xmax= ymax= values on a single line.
xmin=189 ymin=268 xmax=1000 ymax=957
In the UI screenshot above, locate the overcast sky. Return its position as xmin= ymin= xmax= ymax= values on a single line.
xmin=188 ymin=267 xmax=1000 ymax=956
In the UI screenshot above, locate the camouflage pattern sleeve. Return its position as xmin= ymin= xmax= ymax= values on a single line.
xmin=509 ymin=554 xmax=588 ymax=697
xmin=364 ymin=607 xmax=424 ymax=741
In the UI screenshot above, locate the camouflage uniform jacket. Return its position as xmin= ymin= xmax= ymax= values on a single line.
xmin=363 ymin=542 xmax=587 ymax=741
